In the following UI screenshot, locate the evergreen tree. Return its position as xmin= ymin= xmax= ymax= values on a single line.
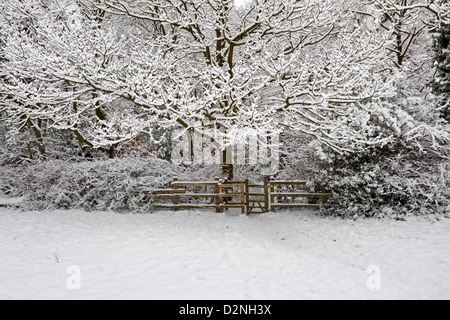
xmin=433 ymin=24 xmax=450 ymax=122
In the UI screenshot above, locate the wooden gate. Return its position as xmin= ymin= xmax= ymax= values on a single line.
xmin=246 ymin=181 xmax=270 ymax=214
xmin=147 ymin=178 xmax=331 ymax=214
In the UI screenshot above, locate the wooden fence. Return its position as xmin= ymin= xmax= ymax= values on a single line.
xmin=146 ymin=178 xmax=332 ymax=214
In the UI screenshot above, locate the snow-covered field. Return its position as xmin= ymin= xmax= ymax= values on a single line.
xmin=1 ymin=206 xmax=450 ymax=300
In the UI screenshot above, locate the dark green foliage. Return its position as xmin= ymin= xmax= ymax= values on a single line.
xmin=316 ymin=141 xmax=450 ymax=219
xmin=432 ymin=25 xmax=450 ymax=122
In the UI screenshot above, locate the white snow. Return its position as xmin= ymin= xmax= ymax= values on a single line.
xmin=1 ymin=208 xmax=450 ymax=300
xmin=0 ymin=197 xmax=23 ymax=206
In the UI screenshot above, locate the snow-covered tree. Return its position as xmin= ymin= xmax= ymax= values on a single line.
xmin=372 ymin=0 xmax=449 ymax=26
xmin=369 ymin=0 xmax=432 ymax=70
xmin=0 ymin=0 xmax=156 ymax=159
xmin=371 ymin=0 xmax=449 ymax=120
xmin=312 ymin=1 xmax=450 ymax=218
xmin=0 ymin=0 xmax=399 ymax=174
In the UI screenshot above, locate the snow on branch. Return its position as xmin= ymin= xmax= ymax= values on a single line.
xmin=372 ymin=0 xmax=450 ymax=26
xmin=0 ymin=0 xmax=405 ymax=155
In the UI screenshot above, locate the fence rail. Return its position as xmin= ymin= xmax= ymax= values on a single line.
xmin=146 ymin=178 xmax=331 ymax=214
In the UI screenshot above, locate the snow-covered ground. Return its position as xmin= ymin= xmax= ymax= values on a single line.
xmin=1 ymin=207 xmax=450 ymax=300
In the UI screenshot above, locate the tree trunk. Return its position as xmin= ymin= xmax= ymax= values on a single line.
xmin=26 ymin=142 xmax=33 ymax=160
xmin=221 ymin=148 xmax=234 ymax=180
xmin=108 ymin=146 xmax=116 ymax=159
xmin=27 ymin=119 xmax=47 ymax=161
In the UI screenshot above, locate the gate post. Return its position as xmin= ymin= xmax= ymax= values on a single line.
xmin=223 ymin=179 xmax=228 ymax=212
xmin=173 ymin=177 xmax=179 ymax=211
xmin=245 ymin=179 xmax=250 ymax=215
xmin=264 ymin=180 xmax=269 ymax=213
xmin=240 ymin=181 xmax=245 ymax=215
xmin=216 ymin=178 xmax=225 ymax=213
xmin=215 ymin=177 xmax=220 ymax=213
xmin=270 ymin=180 xmax=275 ymax=212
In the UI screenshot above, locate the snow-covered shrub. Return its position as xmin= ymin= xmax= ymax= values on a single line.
xmin=275 ymin=131 xmax=321 ymax=181
xmin=315 ymin=100 xmax=450 ymax=219
xmin=0 ymin=165 xmax=18 ymax=195
xmin=316 ymin=148 xmax=450 ymax=218
xmin=0 ymin=158 xmax=222 ymax=212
